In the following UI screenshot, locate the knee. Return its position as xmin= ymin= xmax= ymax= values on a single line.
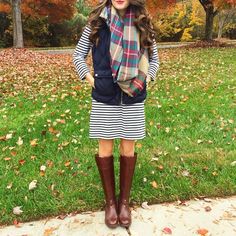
xmin=98 ymin=139 xmax=114 ymax=157
xmin=120 ymin=139 xmax=135 ymax=157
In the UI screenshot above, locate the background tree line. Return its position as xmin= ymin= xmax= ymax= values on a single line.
xmin=0 ymin=0 xmax=235 ymax=48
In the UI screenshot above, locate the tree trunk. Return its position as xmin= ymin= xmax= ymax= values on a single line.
xmin=12 ymin=0 xmax=23 ymax=48
xmin=205 ymin=5 xmax=214 ymax=41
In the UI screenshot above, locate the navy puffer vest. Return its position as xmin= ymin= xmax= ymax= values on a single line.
xmin=91 ymin=20 xmax=147 ymax=105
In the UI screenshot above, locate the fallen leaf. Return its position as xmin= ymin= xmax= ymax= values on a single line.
xmin=13 ymin=206 xmax=23 ymax=215
xmin=16 ymin=137 xmax=23 ymax=146
xmin=212 ymin=171 xmax=218 ymax=176
xmin=151 ymin=180 xmax=158 ymax=188
xmin=31 ymin=155 xmax=37 ymax=160
xmin=6 ymin=133 xmax=13 ymax=139
xmin=30 ymin=139 xmax=38 ymax=146
xmin=64 ymin=161 xmax=71 ymax=167
xmin=182 ymin=170 xmax=190 ymax=177
xmin=136 ymin=143 xmax=142 ymax=148
xmin=197 ymin=139 xmax=203 ymax=144
xmin=40 ymin=165 xmax=46 ymax=172
xmin=0 ymin=135 xmax=6 ymax=141
xmin=175 ymin=146 xmax=180 ymax=151
xmin=157 ymin=165 xmax=164 ymax=170
xmin=141 ymin=201 xmax=151 ymax=210
xmin=11 ymin=151 xmax=17 ymax=156
xmin=205 ymin=206 xmax=212 ymax=212
xmin=19 ymin=159 xmax=25 ymax=165
xmin=43 ymin=226 xmax=59 ymax=236
xmin=29 ymin=180 xmax=37 ymax=190
xmin=230 ymin=161 xmax=236 ymax=166
xmin=162 ymin=227 xmax=172 ymax=234
xmin=48 ymin=126 xmax=60 ymax=134
xmin=7 ymin=182 xmax=13 ymax=189
xmin=165 ymin=127 xmax=170 ymax=133
xmin=13 ymin=219 xmax=21 ymax=228
xmin=197 ymin=228 xmax=209 ymax=235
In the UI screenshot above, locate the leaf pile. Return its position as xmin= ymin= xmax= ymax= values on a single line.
xmin=0 ymin=48 xmax=89 ymax=99
xmin=183 ymin=39 xmax=235 ymax=48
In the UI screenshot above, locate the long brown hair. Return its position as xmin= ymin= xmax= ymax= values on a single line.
xmin=87 ymin=0 xmax=156 ymax=57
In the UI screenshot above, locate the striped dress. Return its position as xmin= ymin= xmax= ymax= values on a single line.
xmin=73 ymin=25 xmax=159 ymax=140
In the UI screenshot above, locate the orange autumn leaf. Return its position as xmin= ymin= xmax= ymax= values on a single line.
xmin=64 ymin=161 xmax=71 ymax=167
xmin=43 ymin=226 xmax=59 ymax=236
xmin=47 ymin=160 xmax=54 ymax=167
xmin=136 ymin=143 xmax=142 ymax=148
xmin=30 ymin=139 xmax=38 ymax=146
xmin=197 ymin=228 xmax=209 ymax=235
xmin=72 ymin=85 xmax=82 ymax=91
xmin=11 ymin=151 xmax=17 ymax=156
xmin=48 ymin=126 xmax=60 ymax=134
xmin=58 ymin=119 xmax=66 ymax=124
xmin=158 ymin=164 xmax=164 ymax=170
xmin=13 ymin=219 xmax=21 ymax=227
xmin=19 ymin=159 xmax=25 ymax=165
xmin=151 ymin=180 xmax=158 ymax=188
xmin=0 ymin=135 xmax=6 ymax=141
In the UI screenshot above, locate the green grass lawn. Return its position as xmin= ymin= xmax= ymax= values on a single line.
xmin=0 ymin=46 xmax=235 ymax=226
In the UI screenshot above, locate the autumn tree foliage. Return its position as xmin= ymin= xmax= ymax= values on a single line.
xmin=86 ymin=0 xmax=177 ymax=14
xmin=0 ymin=0 xmax=77 ymax=23
xmin=198 ymin=0 xmax=236 ymax=41
xmin=146 ymin=0 xmax=177 ymax=15
xmin=0 ymin=0 xmax=77 ymax=48
xmin=147 ymin=0 xmax=236 ymax=41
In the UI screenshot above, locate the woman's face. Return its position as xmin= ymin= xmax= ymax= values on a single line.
xmin=111 ymin=0 xmax=130 ymax=13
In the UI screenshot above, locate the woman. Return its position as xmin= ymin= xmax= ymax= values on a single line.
xmin=73 ymin=0 xmax=159 ymax=228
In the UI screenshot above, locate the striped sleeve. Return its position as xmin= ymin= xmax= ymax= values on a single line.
xmin=148 ymin=38 xmax=160 ymax=81
xmin=72 ymin=25 xmax=93 ymax=81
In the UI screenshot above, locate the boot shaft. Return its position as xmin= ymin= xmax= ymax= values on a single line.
xmin=119 ymin=152 xmax=137 ymax=201
xmin=95 ymin=154 xmax=116 ymax=203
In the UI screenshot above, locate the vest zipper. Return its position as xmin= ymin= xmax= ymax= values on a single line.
xmin=121 ymin=90 xmax=123 ymax=105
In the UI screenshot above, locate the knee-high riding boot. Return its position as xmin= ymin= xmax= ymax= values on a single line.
xmin=95 ymin=153 xmax=119 ymax=228
xmin=118 ymin=152 xmax=137 ymax=227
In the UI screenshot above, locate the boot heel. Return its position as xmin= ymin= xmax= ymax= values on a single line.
xmin=118 ymin=152 xmax=137 ymax=227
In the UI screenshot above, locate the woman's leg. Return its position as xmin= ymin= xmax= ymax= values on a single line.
xmin=118 ymin=138 xmax=137 ymax=227
xmin=94 ymin=138 xmax=119 ymax=228
xmin=119 ymin=139 xmax=135 ymax=157
xmin=98 ymin=138 xmax=114 ymax=157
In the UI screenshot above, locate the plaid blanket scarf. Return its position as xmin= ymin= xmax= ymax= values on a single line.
xmin=99 ymin=4 xmax=149 ymax=97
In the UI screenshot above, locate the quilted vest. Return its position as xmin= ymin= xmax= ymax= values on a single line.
xmin=91 ymin=20 xmax=147 ymax=105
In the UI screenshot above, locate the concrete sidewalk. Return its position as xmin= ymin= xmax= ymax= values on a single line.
xmin=0 ymin=195 xmax=235 ymax=236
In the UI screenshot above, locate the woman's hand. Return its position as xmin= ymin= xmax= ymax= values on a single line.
xmin=85 ymin=73 xmax=95 ymax=88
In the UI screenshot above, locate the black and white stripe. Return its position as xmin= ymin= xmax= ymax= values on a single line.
xmin=73 ymin=24 xmax=160 ymax=81
xmin=89 ymin=98 xmax=146 ymax=140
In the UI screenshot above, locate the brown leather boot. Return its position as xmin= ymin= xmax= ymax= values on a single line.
xmin=118 ymin=152 xmax=137 ymax=227
xmin=95 ymin=153 xmax=119 ymax=228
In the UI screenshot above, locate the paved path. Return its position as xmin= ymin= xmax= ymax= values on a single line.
xmin=35 ymin=40 xmax=236 ymax=55
xmin=36 ymin=43 xmax=193 ymax=55
xmin=0 ymin=195 xmax=235 ymax=236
